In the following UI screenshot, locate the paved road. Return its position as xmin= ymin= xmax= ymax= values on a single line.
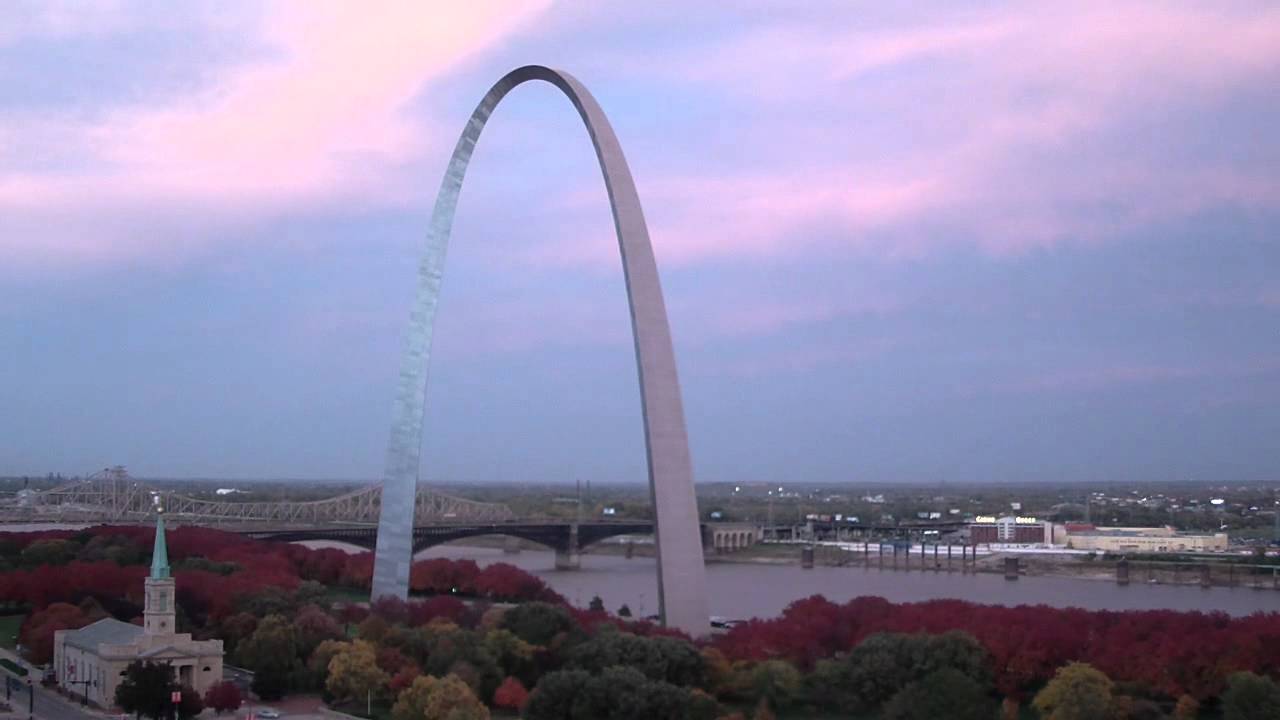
xmin=4 ymin=677 xmax=102 ymax=720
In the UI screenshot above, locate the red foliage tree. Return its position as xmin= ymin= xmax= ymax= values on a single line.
xmin=375 ymin=646 xmax=411 ymax=675
xmin=711 ymin=595 xmax=1280 ymax=702
xmin=409 ymin=596 xmax=468 ymax=627
xmin=19 ymin=603 xmax=91 ymax=664
xmin=493 ymin=676 xmax=529 ymax=710
xmin=202 ymin=681 xmax=243 ymax=715
xmin=472 ymin=562 xmax=562 ymax=603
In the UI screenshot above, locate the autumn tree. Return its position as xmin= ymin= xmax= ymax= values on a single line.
xmin=1032 ymin=663 xmax=1115 ymax=720
xmin=203 ymin=681 xmax=243 ymax=715
xmin=423 ymin=674 xmax=489 ymax=720
xmin=177 ymin=685 xmax=204 ymax=720
xmin=391 ymin=675 xmax=438 ymax=720
xmin=1222 ymin=672 xmax=1280 ymax=720
xmin=326 ymin=639 xmax=389 ymax=705
xmin=482 ymin=629 xmax=536 ymax=684
xmin=293 ymin=604 xmax=344 ymax=659
xmin=492 ymin=676 xmax=528 ymax=711
xmin=1173 ymin=694 xmax=1200 ymax=720
xmin=307 ymin=639 xmax=350 ymax=692
xmin=19 ymin=602 xmax=90 ymax=664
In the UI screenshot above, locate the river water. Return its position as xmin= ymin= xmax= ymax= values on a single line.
xmin=5 ymin=523 xmax=1275 ymax=619
xmin=413 ymin=544 xmax=1280 ymax=620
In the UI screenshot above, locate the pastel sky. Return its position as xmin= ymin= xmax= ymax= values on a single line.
xmin=3 ymin=1 xmax=1279 ymax=484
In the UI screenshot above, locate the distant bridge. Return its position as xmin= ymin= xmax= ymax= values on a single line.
xmin=240 ymin=521 xmax=657 ymax=569
xmin=0 ymin=466 xmax=513 ymax=524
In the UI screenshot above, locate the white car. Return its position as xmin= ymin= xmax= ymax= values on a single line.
xmin=256 ymin=709 xmax=282 ymax=719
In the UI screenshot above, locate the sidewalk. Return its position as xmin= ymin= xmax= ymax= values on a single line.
xmin=0 ymin=647 xmax=112 ymax=720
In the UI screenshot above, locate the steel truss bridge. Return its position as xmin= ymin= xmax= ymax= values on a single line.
xmin=0 ymin=466 xmax=513 ymax=525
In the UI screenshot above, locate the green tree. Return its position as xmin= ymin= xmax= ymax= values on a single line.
xmin=617 ymin=604 xmax=632 ymax=618
xmin=1032 ymin=663 xmax=1115 ymax=720
xmin=588 ymin=596 xmax=605 ymax=613
xmin=482 ymin=629 xmax=536 ymax=683
xmin=813 ymin=631 xmax=992 ymax=713
xmin=1222 ymin=672 xmax=1280 ymax=720
xmin=750 ymin=660 xmax=802 ymax=712
xmin=881 ymin=669 xmax=995 ymax=720
xmin=566 ymin=629 xmax=705 ymax=687
xmin=327 ymin=639 xmax=389 ymax=705
xmin=238 ymin=614 xmax=300 ymax=700
xmin=19 ymin=538 xmax=78 ymax=567
xmin=522 ymin=669 xmax=591 ymax=720
xmin=114 ymin=661 xmax=174 ymax=720
xmin=391 ymin=675 xmax=438 ymax=720
xmin=565 ymin=666 xmax=689 ymax=720
xmin=499 ymin=602 xmax=574 ymax=646
xmin=423 ymin=674 xmax=489 ymax=720
xmin=235 ymin=586 xmax=294 ymax=618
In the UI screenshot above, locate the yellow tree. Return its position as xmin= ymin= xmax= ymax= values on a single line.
xmin=327 ymin=640 xmax=389 ymax=706
xmin=1032 ymin=663 xmax=1114 ymax=720
xmin=391 ymin=676 xmax=439 ymax=720
xmin=423 ymin=675 xmax=488 ymax=720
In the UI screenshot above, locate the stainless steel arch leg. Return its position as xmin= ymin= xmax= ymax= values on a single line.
xmin=371 ymin=65 xmax=710 ymax=636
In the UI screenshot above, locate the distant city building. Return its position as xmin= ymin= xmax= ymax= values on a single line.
xmin=53 ymin=513 xmax=224 ymax=707
xmin=1066 ymin=526 xmax=1228 ymax=553
xmin=969 ymin=515 xmax=1049 ymax=544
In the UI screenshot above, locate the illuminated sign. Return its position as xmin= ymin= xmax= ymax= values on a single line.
xmin=975 ymin=516 xmax=997 ymax=524
xmin=1015 ymin=516 xmax=1039 ymax=525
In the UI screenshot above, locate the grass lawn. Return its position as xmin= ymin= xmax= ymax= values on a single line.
xmin=0 ymin=615 xmax=23 ymax=650
xmin=322 ymin=586 xmax=368 ymax=604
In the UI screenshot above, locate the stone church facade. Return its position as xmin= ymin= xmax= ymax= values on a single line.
xmin=53 ymin=513 xmax=224 ymax=707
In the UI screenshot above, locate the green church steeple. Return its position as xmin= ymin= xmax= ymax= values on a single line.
xmin=150 ymin=510 xmax=170 ymax=579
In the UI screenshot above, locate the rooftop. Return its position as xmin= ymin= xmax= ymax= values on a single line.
xmin=63 ymin=618 xmax=144 ymax=652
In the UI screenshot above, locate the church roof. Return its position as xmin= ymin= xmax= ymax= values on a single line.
xmin=151 ymin=511 xmax=170 ymax=579
xmin=63 ymin=618 xmax=144 ymax=652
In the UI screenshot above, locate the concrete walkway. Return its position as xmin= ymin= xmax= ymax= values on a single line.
xmin=0 ymin=648 xmax=108 ymax=720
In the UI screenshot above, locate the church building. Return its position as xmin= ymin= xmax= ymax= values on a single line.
xmin=53 ymin=512 xmax=224 ymax=707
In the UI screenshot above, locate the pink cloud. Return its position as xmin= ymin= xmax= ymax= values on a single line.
xmin=0 ymin=1 xmax=551 ymax=266
xmin=536 ymin=2 xmax=1280 ymax=268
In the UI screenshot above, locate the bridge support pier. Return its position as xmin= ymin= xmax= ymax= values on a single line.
xmin=555 ymin=524 xmax=581 ymax=570
xmin=555 ymin=547 xmax=581 ymax=570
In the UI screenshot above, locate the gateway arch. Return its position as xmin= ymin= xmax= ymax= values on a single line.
xmin=371 ymin=65 xmax=710 ymax=635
